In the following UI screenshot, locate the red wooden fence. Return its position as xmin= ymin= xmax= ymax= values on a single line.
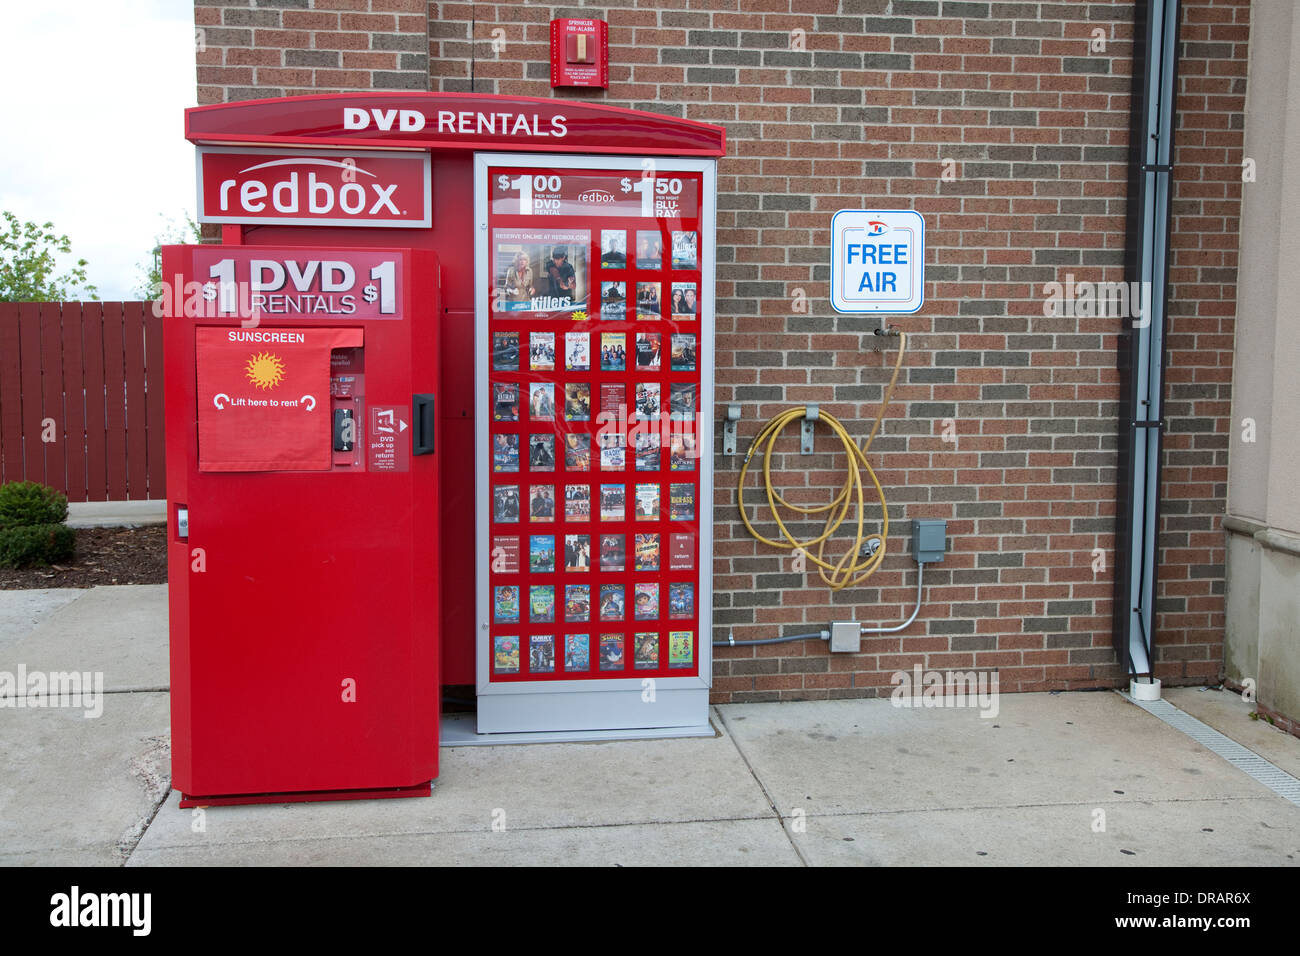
xmin=0 ymin=301 xmax=165 ymax=501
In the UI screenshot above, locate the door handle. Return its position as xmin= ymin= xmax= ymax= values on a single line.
xmin=413 ymin=393 xmax=435 ymax=455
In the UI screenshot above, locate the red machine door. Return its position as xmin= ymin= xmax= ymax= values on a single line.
xmin=164 ymin=245 xmax=441 ymax=799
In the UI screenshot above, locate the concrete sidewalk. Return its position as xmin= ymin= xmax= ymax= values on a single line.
xmin=1 ymin=585 xmax=1298 ymax=866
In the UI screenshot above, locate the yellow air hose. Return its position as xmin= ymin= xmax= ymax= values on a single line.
xmin=736 ymin=331 xmax=907 ymax=591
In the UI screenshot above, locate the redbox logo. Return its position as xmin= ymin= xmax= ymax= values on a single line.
xmin=197 ymin=147 xmax=431 ymax=228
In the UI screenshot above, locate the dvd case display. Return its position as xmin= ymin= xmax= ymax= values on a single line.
xmin=530 ymin=635 xmax=555 ymax=673
xmin=483 ymin=162 xmax=707 ymax=692
xmin=564 ymin=484 xmax=591 ymax=520
xmin=565 ymin=634 xmax=591 ymax=672
xmin=529 ymin=535 xmax=555 ymax=573
xmin=599 ymin=633 xmax=624 ymax=671
xmin=493 ymin=433 xmax=519 ymax=473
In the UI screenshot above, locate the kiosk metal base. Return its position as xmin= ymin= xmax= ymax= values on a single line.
xmin=440 ymin=712 xmax=715 ymax=746
xmin=178 ymin=782 xmax=432 ymax=807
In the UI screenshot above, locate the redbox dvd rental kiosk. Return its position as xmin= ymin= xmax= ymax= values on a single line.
xmin=164 ymin=93 xmax=724 ymax=804
xmin=474 ymin=153 xmax=716 ymax=734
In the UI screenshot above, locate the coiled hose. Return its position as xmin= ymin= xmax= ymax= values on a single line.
xmin=736 ymin=331 xmax=907 ymax=591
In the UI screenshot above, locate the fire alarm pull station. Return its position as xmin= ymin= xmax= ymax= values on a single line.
xmin=168 ymin=92 xmax=725 ymax=805
xmin=551 ymin=18 xmax=609 ymax=89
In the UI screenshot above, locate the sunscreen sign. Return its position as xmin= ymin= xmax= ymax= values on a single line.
xmin=831 ymin=210 xmax=925 ymax=314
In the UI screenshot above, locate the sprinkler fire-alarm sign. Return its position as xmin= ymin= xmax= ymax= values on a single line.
xmin=830 ymin=209 xmax=925 ymax=314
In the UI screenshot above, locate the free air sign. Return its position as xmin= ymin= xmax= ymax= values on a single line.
xmin=197 ymin=146 xmax=431 ymax=228
xmin=830 ymin=210 xmax=925 ymax=314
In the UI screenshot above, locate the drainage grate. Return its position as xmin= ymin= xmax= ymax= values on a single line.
xmin=1125 ymin=694 xmax=1300 ymax=807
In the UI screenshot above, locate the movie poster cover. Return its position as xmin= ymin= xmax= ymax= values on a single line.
xmin=599 ymin=633 xmax=624 ymax=671
xmin=564 ymin=434 xmax=591 ymax=471
xmin=493 ymin=584 xmax=520 ymax=623
xmin=600 ymin=230 xmax=627 ymax=269
xmin=565 ymin=634 xmax=591 ymax=672
xmin=671 ymin=231 xmax=698 ymax=270
xmin=566 ymin=332 xmax=590 ymax=371
xmin=530 ymin=331 xmax=555 ymax=371
xmin=564 ymin=534 xmax=591 ymax=571
xmin=564 ymin=383 xmax=591 ymax=421
xmin=669 ymin=383 xmax=696 ymax=420
xmin=669 ymin=483 xmax=695 ymax=521
xmin=635 ymin=331 xmax=662 ymax=369
xmin=634 ymin=532 xmax=660 ymax=572
xmin=493 ymin=229 xmax=589 ymax=318
xmin=492 ymin=433 xmax=519 ymax=473
xmin=670 ymin=333 xmax=696 ymax=371
xmin=529 ymin=433 xmax=555 ymax=470
xmin=493 ymin=485 xmax=521 ymax=522
xmin=668 ymin=582 xmax=695 ymax=620
xmin=600 ymin=281 xmax=625 ymax=320
xmin=529 ymin=584 xmax=555 ymax=623
xmin=635 ymin=231 xmax=663 ymax=269
xmin=528 ymin=383 xmax=555 ymax=421
xmin=600 ymin=333 xmax=626 ymax=370
xmin=636 ymin=283 xmax=660 ymax=320
xmin=529 ymin=534 xmax=555 ymax=573
xmin=634 ymin=382 xmax=661 ymax=421
xmin=599 ymin=534 xmax=625 ymax=572
xmin=529 ymin=634 xmax=555 ymax=673
xmin=564 ymin=583 xmax=590 ymax=622
xmin=634 ymin=632 xmax=659 ymax=670
xmin=670 ymin=282 xmax=698 ymax=319
xmin=669 ymin=433 xmax=696 ymax=470
xmin=600 ymin=483 xmax=625 ymax=521
xmin=564 ymin=484 xmax=591 ymax=521
xmin=668 ymin=631 xmax=693 ymax=669
xmin=529 ymin=484 xmax=556 ymax=521
xmin=599 ymin=583 xmax=624 ymax=621
xmin=634 ymin=582 xmax=659 ymax=621
xmin=634 ymin=433 xmax=660 ymax=471
xmin=492 ymin=330 xmax=519 ymax=371
xmin=599 ymin=433 xmax=625 ymax=471
xmin=635 ymin=482 xmax=660 ymax=520
xmin=494 ymin=636 xmax=520 ymax=674
xmin=492 ymin=382 xmax=520 ymax=421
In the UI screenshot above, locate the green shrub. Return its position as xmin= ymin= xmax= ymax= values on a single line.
xmin=0 ymin=480 xmax=69 ymax=530
xmin=0 ymin=522 xmax=76 ymax=568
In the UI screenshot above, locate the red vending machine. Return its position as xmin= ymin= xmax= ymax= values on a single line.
xmin=174 ymin=92 xmax=725 ymax=759
xmin=162 ymin=244 xmax=441 ymax=804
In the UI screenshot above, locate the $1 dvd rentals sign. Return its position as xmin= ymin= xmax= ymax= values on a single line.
xmin=156 ymin=248 xmax=404 ymax=320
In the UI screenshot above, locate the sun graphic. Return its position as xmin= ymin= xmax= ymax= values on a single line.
xmin=245 ymin=351 xmax=286 ymax=390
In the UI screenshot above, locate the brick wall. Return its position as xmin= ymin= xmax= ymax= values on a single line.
xmin=195 ymin=0 xmax=429 ymax=103
xmin=192 ymin=0 xmax=1247 ymax=702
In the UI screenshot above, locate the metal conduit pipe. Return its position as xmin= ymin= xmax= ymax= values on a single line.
xmin=712 ymin=560 xmax=927 ymax=647
xmin=1115 ymin=0 xmax=1180 ymax=679
xmin=859 ymin=561 xmax=925 ymax=634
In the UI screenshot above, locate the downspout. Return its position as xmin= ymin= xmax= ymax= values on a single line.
xmin=1116 ymin=0 xmax=1181 ymax=678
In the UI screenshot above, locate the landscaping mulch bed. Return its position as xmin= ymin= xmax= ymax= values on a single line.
xmin=0 ymin=525 xmax=168 ymax=590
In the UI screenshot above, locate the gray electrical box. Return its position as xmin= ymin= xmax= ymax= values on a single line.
xmin=911 ymin=518 xmax=947 ymax=563
xmin=830 ymin=621 xmax=860 ymax=654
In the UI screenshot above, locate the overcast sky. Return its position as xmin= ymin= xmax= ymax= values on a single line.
xmin=0 ymin=0 xmax=196 ymax=300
